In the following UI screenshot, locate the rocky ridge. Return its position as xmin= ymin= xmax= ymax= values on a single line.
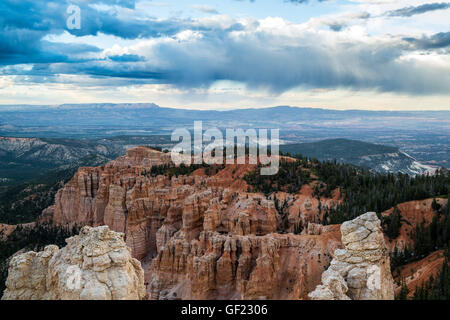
xmin=0 ymin=136 xmax=117 ymax=165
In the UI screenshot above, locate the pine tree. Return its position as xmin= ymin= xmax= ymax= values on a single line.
xmin=396 ymin=278 xmax=410 ymax=300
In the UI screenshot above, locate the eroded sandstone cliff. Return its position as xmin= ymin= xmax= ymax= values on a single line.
xmin=149 ymin=226 xmax=342 ymax=299
xmin=37 ymin=146 xmax=344 ymax=299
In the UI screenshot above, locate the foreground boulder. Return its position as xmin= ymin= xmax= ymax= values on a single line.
xmin=308 ymin=212 xmax=394 ymax=300
xmin=2 ymin=226 xmax=146 ymax=300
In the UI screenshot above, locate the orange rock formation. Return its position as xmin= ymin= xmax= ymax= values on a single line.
xmin=41 ymin=146 xmax=343 ymax=299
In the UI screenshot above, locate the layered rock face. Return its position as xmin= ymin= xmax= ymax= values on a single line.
xmin=2 ymin=226 xmax=146 ymax=300
xmin=308 ymin=212 xmax=394 ymax=300
xmin=37 ymin=146 xmax=345 ymax=299
xmin=149 ymin=226 xmax=342 ymax=300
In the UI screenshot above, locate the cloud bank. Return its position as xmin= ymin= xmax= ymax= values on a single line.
xmin=0 ymin=0 xmax=449 ymax=100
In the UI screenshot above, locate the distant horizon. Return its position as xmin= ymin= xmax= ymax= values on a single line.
xmin=1 ymin=102 xmax=449 ymax=113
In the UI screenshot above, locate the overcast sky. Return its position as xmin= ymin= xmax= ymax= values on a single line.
xmin=0 ymin=0 xmax=449 ymax=110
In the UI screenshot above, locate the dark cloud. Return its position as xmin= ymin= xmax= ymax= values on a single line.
xmin=108 ymin=54 xmax=146 ymax=62
xmin=11 ymin=29 xmax=448 ymax=95
xmin=0 ymin=0 xmax=188 ymax=39
xmin=142 ymin=32 xmax=449 ymax=94
xmin=0 ymin=26 xmax=102 ymax=66
xmin=386 ymin=2 xmax=450 ymax=17
xmin=404 ymin=32 xmax=450 ymax=50
xmin=328 ymin=23 xmax=344 ymax=32
xmin=0 ymin=0 xmax=240 ymax=66
xmin=0 ymin=0 xmax=448 ymax=96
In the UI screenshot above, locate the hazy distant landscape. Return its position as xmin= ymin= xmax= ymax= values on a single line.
xmin=1 ymin=104 xmax=448 ymax=168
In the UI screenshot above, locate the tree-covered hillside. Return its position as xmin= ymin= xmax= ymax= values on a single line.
xmin=281 ymin=139 xmax=398 ymax=160
xmin=280 ymin=139 xmax=434 ymax=176
xmin=244 ymin=155 xmax=449 ymax=225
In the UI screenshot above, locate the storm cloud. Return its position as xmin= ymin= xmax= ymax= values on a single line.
xmin=404 ymin=32 xmax=450 ymax=50
xmin=0 ymin=0 xmax=449 ymax=96
xmin=386 ymin=2 xmax=450 ymax=17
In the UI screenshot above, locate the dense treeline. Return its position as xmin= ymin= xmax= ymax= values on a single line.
xmin=244 ymin=156 xmax=312 ymax=194
xmin=319 ymin=167 xmax=449 ymax=224
xmin=384 ymin=206 xmax=402 ymax=239
xmin=0 ymin=224 xmax=79 ymax=296
xmin=0 ymin=168 xmax=78 ymax=224
xmin=244 ymin=154 xmax=449 ymax=225
xmin=414 ymin=200 xmax=450 ymax=259
xmin=391 ymin=198 xmax=450 ymax=271
xmin=391 ymin=199 xmax=449 ymax=299
xmin=144 ymin=163 xmax=225 ymax=178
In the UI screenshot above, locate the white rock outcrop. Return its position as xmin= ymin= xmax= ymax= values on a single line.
xmin=308 ymin=212 xmax=394 ymax=300
xmin=2 ymin=226 xmax=146 ymax=300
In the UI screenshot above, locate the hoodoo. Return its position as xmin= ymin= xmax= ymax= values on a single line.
xmin=308 ymin=212 xmax=395 ymax=300
xmin=2 ymin=226 xmax=146 ymax=300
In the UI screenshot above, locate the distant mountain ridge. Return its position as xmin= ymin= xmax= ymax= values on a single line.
xmin=280 ymin=139 xmax=436 ymax=176
xmin=0 ymin=135 xmax=438 ymax=188
xmin=0 ymin=103 xmax=448 ymax=168
xmin=0 ymin=136 xmax=172 ymax=186
xmin=1 ymin=103 xmax=448 ymax=130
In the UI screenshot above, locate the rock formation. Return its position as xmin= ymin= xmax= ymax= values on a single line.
xmin=36 ymin=146 xmax=344 ymax=299
xmin=2 ymin=226 xmax=146 ymax=300
xmin=148 ymin=227 xmax=342 ymax=300
xmin=308 ymin=212 xmax=394 ymax=300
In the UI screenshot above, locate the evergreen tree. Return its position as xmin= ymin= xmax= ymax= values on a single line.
xmin=385 ymin=206 xmax=402 ymax=239
xmin=396 ymin=278 xmax=410 ymax=300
